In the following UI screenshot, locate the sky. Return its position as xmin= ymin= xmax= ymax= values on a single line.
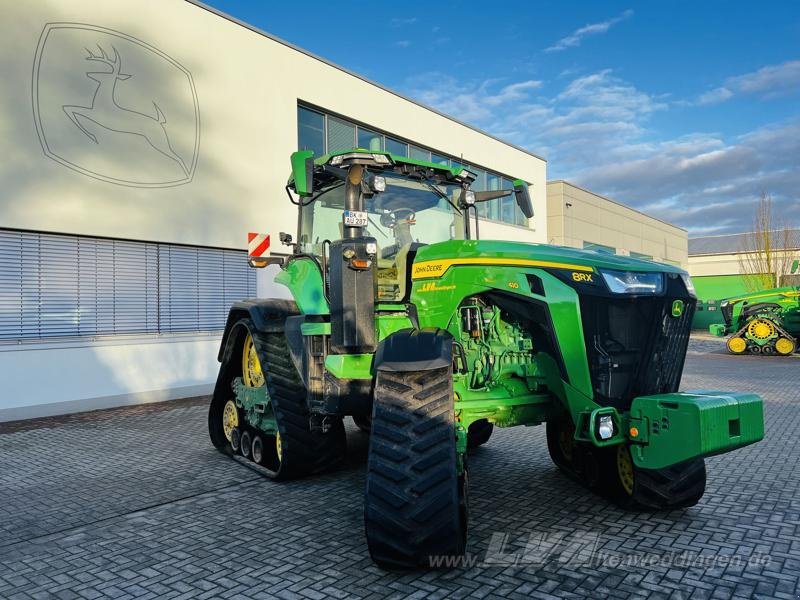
xmin=204 ymin=0 xmax=800 ymax=235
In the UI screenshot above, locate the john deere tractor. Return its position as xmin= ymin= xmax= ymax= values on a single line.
xmin=710 ymin=286 xmax=800 ymax=355
xmin=209 ymin=149 xmax=764 ymax=569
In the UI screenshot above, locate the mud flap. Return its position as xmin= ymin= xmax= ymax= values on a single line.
xmin=629 ymin=391 xmax=764 ymax=470
xmin=374 ymin=328 xmax=453 ymax=372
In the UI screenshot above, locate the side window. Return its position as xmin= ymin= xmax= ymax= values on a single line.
xmin=297 ymin=106 xmax=325 ymax=155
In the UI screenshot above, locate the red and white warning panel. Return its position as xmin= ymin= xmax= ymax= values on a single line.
xmin=247 ymin=232 xmax=270 ymax=258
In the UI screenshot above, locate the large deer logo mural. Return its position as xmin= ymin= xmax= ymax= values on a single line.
xmin=33 ymin=23 xmax=199 ymax=187
xmin=63 ymin=45 xmax=189 ymax=176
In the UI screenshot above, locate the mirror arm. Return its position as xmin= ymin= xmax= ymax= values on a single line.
xmin=473 ymin=189 xmax=514 ymax=202
xmin=320 ymin=164 xmax=348 ymax=182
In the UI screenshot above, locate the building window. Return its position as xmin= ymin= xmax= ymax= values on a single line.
xmin=430 ymin=153 xmax=449 ymax=166
xmin=583 ymin=241 xmax=615 ymax=254
xmin=0 ymin=229 xmax=256 ymax=341
xmin=384 ymin=136 xmax=408 ymax=157
xmin=296 ymin=103 xmax=529 ymax=227
xmin=327 ymin=116 xmax=356 ymax=153
xmin=297 ymin=106 xmax=325 ymax=156
xmin=409 ymin=145 xmax=431 ymax=162
xmin=357 ymin=127 xmax=383 ymax=151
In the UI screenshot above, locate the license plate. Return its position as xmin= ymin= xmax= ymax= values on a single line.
xmin=343 ymin=210 xmax=368 ymax=227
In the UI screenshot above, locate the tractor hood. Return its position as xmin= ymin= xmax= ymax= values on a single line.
xmin=411 ymin=239 xmax=686 ymax=280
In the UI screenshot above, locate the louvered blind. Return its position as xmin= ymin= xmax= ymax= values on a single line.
xmin=0 ymin=229 xmax=256 ymax=340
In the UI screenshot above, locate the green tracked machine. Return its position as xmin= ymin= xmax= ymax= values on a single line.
xmin=208 ymin=149 xmax=765 ymax=569
xmin=710 ymin=286 xmax=800 ymax=355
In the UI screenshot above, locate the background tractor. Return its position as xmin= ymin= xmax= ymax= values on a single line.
xmin=710 ymin=286 xmax=800 ymax=355
xmin=209 ymin=149 xmax=764 ymax=569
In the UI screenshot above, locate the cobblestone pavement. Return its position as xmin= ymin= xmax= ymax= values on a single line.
xmin=1 ymin=338 xmax=799 ymax=599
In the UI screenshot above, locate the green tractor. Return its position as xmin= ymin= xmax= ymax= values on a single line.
xmin=710 ymin=286 xmax=800 ymax=355
xmin=209 ymin=149 xmax=764 ymax=569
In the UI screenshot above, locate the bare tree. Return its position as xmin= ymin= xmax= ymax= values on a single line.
xmin=738 ymin=192 xmax=794 ymax=291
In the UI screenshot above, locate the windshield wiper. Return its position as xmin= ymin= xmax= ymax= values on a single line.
xmin=368 ymin=216 xmax=388 ymax=238
xmin=422 ymin=178 xmax=461 ymax=214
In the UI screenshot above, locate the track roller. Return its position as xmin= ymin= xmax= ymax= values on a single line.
xmin=230 ymin=428 xmax=241 ymax=454
xmin=240 ymin=430 xmax=252 ymax=459
xmin=251 ymin=434 xmax=264 ymax=464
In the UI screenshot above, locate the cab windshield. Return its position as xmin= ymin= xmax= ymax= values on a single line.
xmin=299 ymin=173 xmax=464 ymax=301
xmin=299 ymin=174 xmax=463 ymax=253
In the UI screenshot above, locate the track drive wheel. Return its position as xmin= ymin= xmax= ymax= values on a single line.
xmin=726 ymin=336 xmax=747 ymax=354
xmin=466 ymin=419 xmax=494 ymax=450
xmin=364 ymin=365 xmax=467 ymax=569
xmin=747 ymin=318 xmax=776 ymax=342
xmin=209 ymin=319 xmax=346 ymax=479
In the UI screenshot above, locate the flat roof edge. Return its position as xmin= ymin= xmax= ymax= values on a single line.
xmin=186 ymin=0 xmax=547 ymax=163
xmin=547 ymin=180 xmax=688 ymax=233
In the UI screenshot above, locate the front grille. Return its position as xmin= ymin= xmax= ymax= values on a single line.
xmin=579 ymin=279 xmax=695 ymax=410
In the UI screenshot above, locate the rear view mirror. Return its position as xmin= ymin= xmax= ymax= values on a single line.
xmin=513 ymin=179 xmax=534 ymax=219
xmin=291 ymin=150 xmax=315 ymax=196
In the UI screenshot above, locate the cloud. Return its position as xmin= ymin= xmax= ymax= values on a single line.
xmin=696 ymin=60 xmax=800 ymax=105
xmin=390 ymin=17 xmax=417 ymax=27
xmin=696 ymin=87 xmax=734 ymax=105
xmin=545 ymin=9 xmax=633 ymax=53
xmin=406 ymin=75 xmax=543 ymax=122
xmin=401 ymin=69 xmax=799 ymax=233
xmin=573 ymin=120 xmax=800 ymax=233
xmin=394 ymin=40 xmax=411 ymax=48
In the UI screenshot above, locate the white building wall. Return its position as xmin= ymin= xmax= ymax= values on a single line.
xmin=688 ymin=250 xmax=799 ymax=277
xmin=546 ymin=181 xmax=688 ymax=267
xmin=0 ymin=0 xmax=546 ymax=420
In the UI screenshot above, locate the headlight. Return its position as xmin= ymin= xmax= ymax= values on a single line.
xmin=600 ymin=270 xmax=664 ymax=294
xmin=680 ymin=273 xmax=696 ymax=297
xmin=597 ymin=415 xmax=615 ymax=440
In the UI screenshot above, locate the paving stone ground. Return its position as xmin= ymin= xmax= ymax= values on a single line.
xmin=1 ymin=337 xmax=799 ymax=599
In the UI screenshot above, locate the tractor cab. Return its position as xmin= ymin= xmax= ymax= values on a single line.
xmin=298 ymin=166 xmax=461 ymax=301
xmin=288 ymin=149 xmax=533 ymax=304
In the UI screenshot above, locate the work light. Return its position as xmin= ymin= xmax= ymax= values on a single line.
xmin=329 ymin=152 xmax=392 ymax=166
xmin=369 ymin=175 xmax=386 ymax=192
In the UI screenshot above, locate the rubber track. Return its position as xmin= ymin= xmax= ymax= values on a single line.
xmin=546 ymin=419 xmax=706 ymax=510
xmin=254 ymin=331 xmax=345 ymax=479
xmin=364 ymin=367 xmax=465 ymax=569
xmin=630 ymin=458 xmax=706 ymax=509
